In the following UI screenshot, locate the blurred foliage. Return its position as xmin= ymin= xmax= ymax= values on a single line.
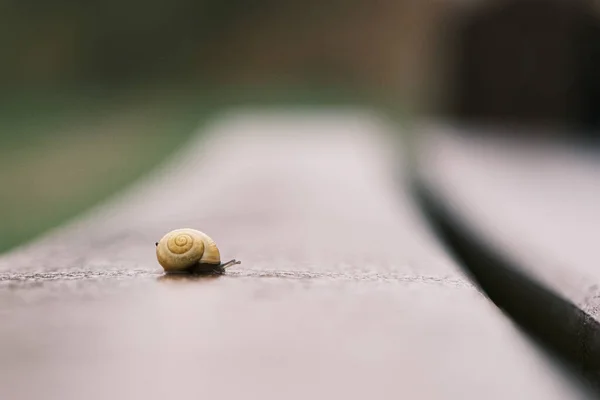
xmin=0 ymin=89 xmax=202 ymax=252
xmin=0 ymin=0 xmax=362 ymax=87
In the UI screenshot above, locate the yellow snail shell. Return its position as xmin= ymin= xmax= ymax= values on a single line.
xmin=155 ymin=228 xmax=239 ymax=274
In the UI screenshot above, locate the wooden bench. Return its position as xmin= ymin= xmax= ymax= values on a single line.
xmin=0 ymin=111 xmax=590 ymax=399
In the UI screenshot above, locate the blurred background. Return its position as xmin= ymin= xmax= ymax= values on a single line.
xmin=1 ymin=0 xmax=599 ymax=253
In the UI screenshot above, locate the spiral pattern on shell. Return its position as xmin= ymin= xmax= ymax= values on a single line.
xmin=156 ymin=228 xmax=221 ymax=272
xmin=167 ymin=233 xmax=195 ymax=254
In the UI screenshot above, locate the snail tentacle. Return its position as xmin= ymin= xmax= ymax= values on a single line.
xmin=220 ymin=259 xmax=241 ymax=269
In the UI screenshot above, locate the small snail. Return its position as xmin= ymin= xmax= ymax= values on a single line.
xmin=155 ymin=228 xmax=240 ymax=274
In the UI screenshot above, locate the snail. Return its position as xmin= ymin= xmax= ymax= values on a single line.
xmin=155 ymin=228 xmax=240 ymax=274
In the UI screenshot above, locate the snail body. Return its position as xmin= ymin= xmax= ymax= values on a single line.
xmin=156 ymin=228 xmax=239 ymax=274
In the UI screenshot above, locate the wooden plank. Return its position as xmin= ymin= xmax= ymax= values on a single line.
xmin=0 ymin=111 xmax=589 ymax=399
xmin=414 ymin=125 xmax=600 ymax=379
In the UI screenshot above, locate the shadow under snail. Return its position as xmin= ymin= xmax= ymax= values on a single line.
xmin=155 ymin=228 xmax=240 ymax=274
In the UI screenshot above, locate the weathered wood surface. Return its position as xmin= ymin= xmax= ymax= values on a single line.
xmin=414 ymin=125 xmax=600 ymax=379
xmin=416 ymin=126 xmax=600 ymax=320
xmin=0 ymin=111 xmax=589 ymax=399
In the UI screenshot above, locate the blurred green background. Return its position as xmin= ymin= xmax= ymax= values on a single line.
xmin=1 ymin=0 xmax=599 ymax=253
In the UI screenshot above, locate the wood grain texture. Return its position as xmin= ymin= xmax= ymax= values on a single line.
xmin=0 ymin=111 xmax=589 ymax=399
